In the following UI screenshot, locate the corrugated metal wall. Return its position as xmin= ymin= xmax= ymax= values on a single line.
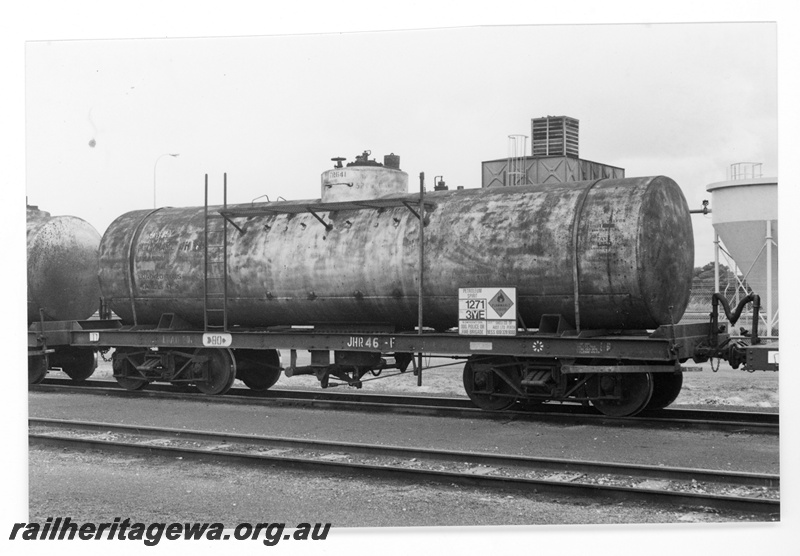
xmin=481 ymin=157 xmax=624 ymax=187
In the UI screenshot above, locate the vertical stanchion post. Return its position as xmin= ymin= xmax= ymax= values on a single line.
xmin=714 ymin=234 xmax=720 ymax=294
xmin=38 ymin=307 xmax=49 ymax=372
xmin=203 ymin=174 xmax=209 ymax=332
xmin=223 ymin=173 xmax=229 ymax=332
xmin=766 ymin=220 xmax=773 ymax=336
xmin=713 ymin=233 xmax=720 ymax=337
xmin=417 ymin=172 xmax=425 ymax=387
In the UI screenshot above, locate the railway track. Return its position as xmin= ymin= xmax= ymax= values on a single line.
xmin=29 ymin=417 xmax=780 ymax=517
xmin=32 ymin=378 xmax=780 ymax=435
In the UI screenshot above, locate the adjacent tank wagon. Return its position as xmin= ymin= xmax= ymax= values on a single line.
xmin=27 ymin=205 xmax=102 ymax=323
xmin=27 ymin=205 xmax=101 ymax=383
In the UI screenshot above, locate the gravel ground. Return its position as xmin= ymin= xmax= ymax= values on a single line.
xmin=29 ymin=444 xmax=781 ymax=555
xmin=28 ymin=445 xmax=765 ymax=527
xmin=28 ymin=391 xmax=779 ymax=473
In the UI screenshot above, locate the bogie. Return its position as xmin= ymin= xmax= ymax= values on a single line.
xmin=461 ymin=355 xmax=680 ymax=417
xmin=28 ymin=354 xmax=48 ymax=385
xmin=112 ymin=349 xmax=149 ymax=391
xmin=587 ymin=372 xmax=654 ymax=417
xmin=49 ymin=347 xmax=97 ymax=382
xmin=193 ymin=349 xmax=236 ymax=395
xmin=111 ymin=347 xmax=237 ymax=395
xmin=234 ymin=349 xmax=282 ymax=391
xmin=463 ymin=356 xmax=521 ymax=411
xmin=644 ymin=372 xmax=684 ymax=410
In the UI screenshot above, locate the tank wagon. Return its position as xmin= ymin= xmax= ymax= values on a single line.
xmin=31 ymin=152 xmax=775 ymax=416
xmin=27 ymin=205 xmax=101 ymax=384
xmin=98 ymin=161 xmax=692 ymax=331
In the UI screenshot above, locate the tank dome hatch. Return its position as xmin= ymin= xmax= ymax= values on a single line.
xmin=321 ymin=150 xmax=408 ymax=202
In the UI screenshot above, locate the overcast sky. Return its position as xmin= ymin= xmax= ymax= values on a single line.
xmin=24 ymin=23 xmax=776 ymax=266
xmin=5 ymin=3 xmax=799 ymax=554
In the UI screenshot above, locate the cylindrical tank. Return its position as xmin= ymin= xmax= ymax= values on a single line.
xmin=321 ymin=151 xmax=408 ymax=202
xmin=384 ymin=153 xmax=401 ymax=169
xmin=27 ymin=206 xmax=102 ymax=322
xmin=98 ymin=174 xmax=693 ymax=331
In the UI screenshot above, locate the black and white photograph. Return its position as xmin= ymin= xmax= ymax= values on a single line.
xmin=4 ymin=2 xmax=798 ymax=555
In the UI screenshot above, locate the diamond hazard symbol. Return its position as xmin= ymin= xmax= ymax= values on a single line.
xmin=488 ymin=289 xmax=514 ymax=318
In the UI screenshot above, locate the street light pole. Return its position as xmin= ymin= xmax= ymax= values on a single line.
xmin=154 ymin=153 xmax=180 ymax=208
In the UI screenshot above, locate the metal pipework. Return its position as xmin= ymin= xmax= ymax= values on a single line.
xmin=689 ymin=200 xmax=712 ymax=214
xmin=710 ymin=292 xmax=761 ymax=346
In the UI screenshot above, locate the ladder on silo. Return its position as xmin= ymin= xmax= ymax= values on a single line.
xmin=203 ymin=173 xmax=229 ymax=332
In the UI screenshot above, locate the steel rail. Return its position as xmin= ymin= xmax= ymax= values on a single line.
xmin=29 ymin=418 xmax=779 ymax=516
xmin=32 ymin=379 xmax=779 ymax=435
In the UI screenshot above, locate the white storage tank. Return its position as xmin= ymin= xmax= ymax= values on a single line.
xmin=706 ymin=163 xmax=778 ymax=334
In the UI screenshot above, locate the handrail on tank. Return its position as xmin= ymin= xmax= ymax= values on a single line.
xmin=305 ymin=208 xmax=334 ymax=232
xmin=218 ymin=198 xmax=436 ymax=219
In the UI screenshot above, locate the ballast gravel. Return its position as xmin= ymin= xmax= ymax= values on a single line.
xmin=29 ymin=445 xmax=768 ymax=527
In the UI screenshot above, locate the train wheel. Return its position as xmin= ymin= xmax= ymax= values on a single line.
xmin=590 ymin=372 xmax=654 ymax=417
xmin=29 ymin=355 xmax=48 ymax=385
xmin=644 ymin=372 xmax=683 ymax=410
xmin=235 ymin=349 xmax=282 ymax=391
xmin=52 ymin=348 xmax=97 ymax=382
xmin=112 ymin=349 xmax=148 ymax=391
xmin=463 ymin=356 xmax=519 ymax=411
xmin=194 ymin=348 xmax=236 ymax=395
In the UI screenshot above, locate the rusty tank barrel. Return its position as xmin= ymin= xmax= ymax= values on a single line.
xmin=27 ymin=206 xmax=102 ymax=322
xmin=98 ymin=172 xmax=693 ymax=331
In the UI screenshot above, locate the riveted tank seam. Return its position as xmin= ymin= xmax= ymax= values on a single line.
xmin=125 ymin=208 xmax=164 ymax=326
xmin=570 ymin=178 xmax=605 ymax=332
xmin=635 ymin=177 xmax=651 ymax=327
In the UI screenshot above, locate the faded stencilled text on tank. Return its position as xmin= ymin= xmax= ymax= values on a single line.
xmin=586 ymin=219 xmax=623 ymax=249
xmin=135 ymin=229 xmax=202 ymax=292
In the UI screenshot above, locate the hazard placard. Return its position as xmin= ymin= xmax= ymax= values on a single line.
xmin=458 ymin=287 xmax=517 ymax=336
